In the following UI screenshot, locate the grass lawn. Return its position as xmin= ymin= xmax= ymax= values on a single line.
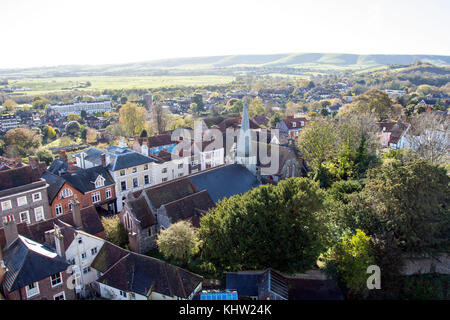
xmin=5 ymin=75 xmax=235 ymax=95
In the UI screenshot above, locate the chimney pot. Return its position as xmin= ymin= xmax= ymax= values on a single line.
xmin=101 ymin=153 xmax=106 ymax=167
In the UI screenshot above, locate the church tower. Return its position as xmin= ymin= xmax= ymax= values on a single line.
xmin=236 ymin=98 xmax=257 ymax=174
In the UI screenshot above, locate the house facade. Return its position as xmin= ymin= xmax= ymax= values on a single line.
xmin=0 ymin=157 xmax=51 ymax=226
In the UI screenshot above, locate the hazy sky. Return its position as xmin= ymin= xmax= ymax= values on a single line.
xmin=1 ymin=0 xmax=449 ymax=69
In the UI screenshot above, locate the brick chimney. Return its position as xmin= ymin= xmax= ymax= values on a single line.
xmin=3 ymin=220 xmax=18 ymax=249
xmin=101 ymin=153 xmax=106 ymax=167
xmin=68 ymin=162 xmax=76 ymax=173
xmin=54 ymin=225 xmax=65 ymax=259
xmin=59 ymin=150 xmax=68 ymax=162
xmin=72 ymin=195 xmax=83 ymax=228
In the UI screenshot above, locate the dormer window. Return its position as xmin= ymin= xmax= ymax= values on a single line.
xmin=292 ymin=122 xmax=296 ymax=128
xmin=60 ymin=188 xmax=73 ymax=199
xmin=95 ymin=175 xmax=105 ymax=188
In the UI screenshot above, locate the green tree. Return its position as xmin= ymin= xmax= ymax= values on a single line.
xmin=269 ymin=113 xmax=282 ymax=127
xmin=324 ymin=229 xmax=375 ymax=297
xmin=156 ymin=221 xmax=200 ymax=264
xmin=341 ymin=89 xmax=395 ymax=120
xmin=67 ymin=113 xmax=82 ymax=123
xmin=2 ymin=99 xmax=17 ymax=112
xmin=32 ymin=97 xmax=49 ymax=110
xmin=36 ymin=148 xmax=54 ymax=165
xmin=199 ymin=178 xmax=326 ymax=272
xmin=65 ymin=121 xmax=81 ymax=137
xmin=101 ymin=216 xmax=128 ymax=249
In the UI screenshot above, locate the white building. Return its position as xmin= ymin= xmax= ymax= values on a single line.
xmin=48 ymin=100 xmax=111 ymax=117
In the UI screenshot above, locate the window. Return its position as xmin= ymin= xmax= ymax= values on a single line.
xmin=17 ymin=196 xmax=27 ymax=206
xmin=19 ymin=211 xmax=30 ymax=224
xmin=144 ymin=164 xmax=148 ymax=170
xmin=34 ymin=206 xmax=44 ymax=222
xmin=178 ymin=163 xmax=183 ymax=169
xmin=91 ymin=192 xmax=101 ymax=204
xmin=120 ymin=170 xmax=125 ymax=176
xmin=83 ymin=267 xmax=91 ymax=274
xmin=121 ymin=181 xmax=127 ymax=191
xmin=60 ymin=188 xmax=73 ymax=199
xmin=78 ymin=238 xmax=82 ymax=244
xmin=26 ymin=282 xmax=40 ymax=298
xmin=119 ymin=290 xmax=127 ymax=298
xmin=68 ymin=258 xmax=75 ymax=265
xmin=162 ymin=168 xmax=167 ymax=174
xmin=54 ymin=292 xmax=65 ymax=300
xmin=81 ymin=252 xmax=87 ymax=260
xmin=68 ymin=200 xmax=73 ymax=211
xmin=91 ymin=247 xmax=98 ymax=255
xmin=178 ymin=173 xmax=184 ymax=177
xmin=2 ymin=215 xmax=14 ymax=224
xmin=55 ymin=204 xmax=63 ymax=216
xmin=32 ymin=192 xmax=42 ymax=202
xmin=292 ymin=122 xmax=296 ymax=127
xmin=144 ymin=175 xmax=149 ymax=185
xmin=1 ymin=200 xmax=12 ymax=211
xmin=162 ymin=177 xmax=168 ymax=182
xmin=106 ymin=188 xmax=112 ymax=199
xmin=95 ymin=176 xmax=105 ymax=188
xmin=132 ymin=167 xmax=137 ymax=173
xmin=133 ymin=178 xmax=138 ymax=188
xmin=51 ymin=273 xmax=62 ymax=287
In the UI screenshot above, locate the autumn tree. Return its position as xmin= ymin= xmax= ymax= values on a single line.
xmin=156 ymin=221 xmax=200 ymax=264
xmin=2 ymin=99 xmax=17 ymax=112
xmin=65 ymin=121 xmax=81 ymax=137
xmin=4 ymin=128 xmax=41 ymax=158
xmin=119 ymin=102 xmax=147 ymax=136
xmin=340 ymin=89 xmax=396 ymax=120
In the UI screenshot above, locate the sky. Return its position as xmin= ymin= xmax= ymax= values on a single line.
xmin=0 ymin=0 xmax=449 ymax=69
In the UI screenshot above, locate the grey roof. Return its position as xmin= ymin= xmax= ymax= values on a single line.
xmin=2 ymin=235 xmax=69 ymax=292
xmin=47 ymin=159 xmax=69 ymax=175
xmin=73 ymin=148 xmax=105 ymax=166
xmin=226 ymin=272 xmax=261 ymax=297
xmin=41 ymin=171 xmax=66 ymax=203
xmin=188 ymin=164 xmax=261 ymax=203
xmin=60 ymin=165 xmax=115 ymax=194
xmin=106 ymin=146 xmax=156 ymax=171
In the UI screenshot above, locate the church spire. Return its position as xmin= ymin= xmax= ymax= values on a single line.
xmin=236 ymin=97 xmax=256 ymax=174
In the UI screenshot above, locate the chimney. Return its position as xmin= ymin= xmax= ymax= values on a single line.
xmin=59 ymin=150 xmax=68 ymax=163
xmin=44 ymin=229 xmax=56 ymax=246
xmin=72 ymin=195 xmax=83 ymax=228
xmin=3 ymin=220 xmax=18 ymax=249
xmin=54 ymin=225 xmax=65 ymax=259
xmin=101 ymin=153 xmax=106 ymax=167
xmin=68 ymin=162 xmax=76 ymax=173
xmin=29 ymin=156 xmax=39 ymax=169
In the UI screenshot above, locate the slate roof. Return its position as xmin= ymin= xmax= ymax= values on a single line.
xmin=73 ymin=148 xmax=105 ymax=167
xmin=2 ymin=235 xmax=70 ymax=292
xmin=96 ymin=252 xmax=203 ymax=298
xmin=162 ymin=190 xmax=215 ymax=225
xmin=226 ymin=271 xmax=261 ymax=297
xmin=59 ymin=165 xmax=115 ymax=194
xmin=188 ymin=164 xmax=261 ymax=203
xmin=106 ymin=146 xmax=156 ymax=171
xmin=0 ymin=206 xmax=104 ymax=249
xmin=47 ymin=159 xmax=70 ymax=175
xmin=127 ymin=195 xmax=156 ymax=229
xmin=41 ymin=171 xmax=66 ymax=203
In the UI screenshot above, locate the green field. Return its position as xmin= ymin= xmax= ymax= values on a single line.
xmin=4 ymin=75 xmax=235 ymax=95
